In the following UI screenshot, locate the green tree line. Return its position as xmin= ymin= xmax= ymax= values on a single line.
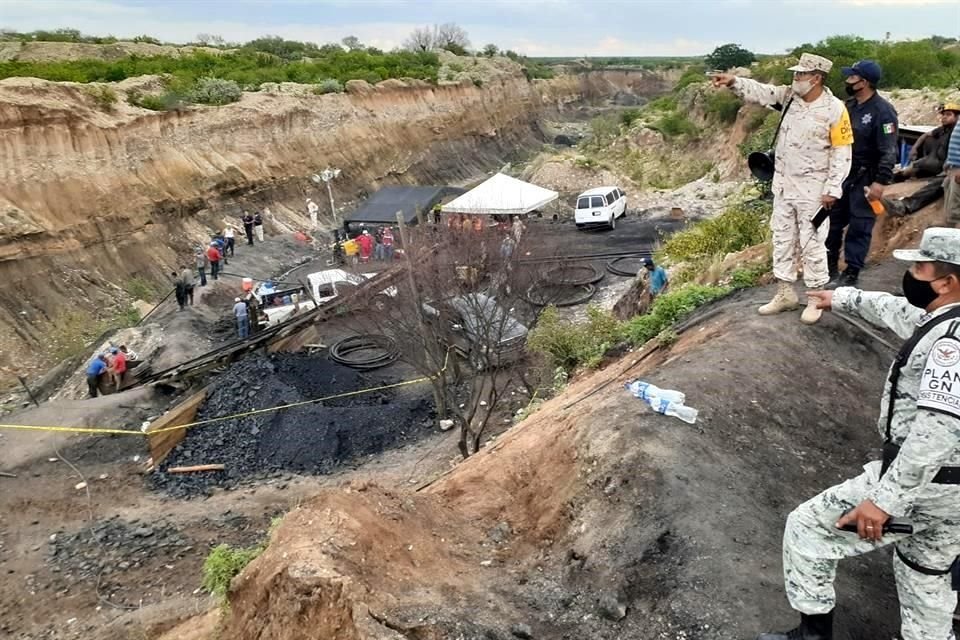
xmin=753 ymin=35 xmax=960 ymax=91
xmin=0 ymin=48 xmax=440 ymax=88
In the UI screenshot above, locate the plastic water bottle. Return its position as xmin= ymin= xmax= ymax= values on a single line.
xmin=625 ymin=380 xmax=686 ymax=405
xmin=646 ymin=396 xmax=699 ymax=424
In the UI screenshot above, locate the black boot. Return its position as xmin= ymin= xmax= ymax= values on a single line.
xmin=826 ymin=267 xmax=859 ymax=290
xmin=757 ymin=611 xmax=833 ymax=640
xmin=826 ymin=257 xmax=841 ymax=289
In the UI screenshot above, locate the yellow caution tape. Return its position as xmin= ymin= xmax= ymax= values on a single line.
xmin=0 ymin=350 xmax=450 ymax=438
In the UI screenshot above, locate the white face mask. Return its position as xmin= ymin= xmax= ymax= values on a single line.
xmin=791 ymin=78 xmax=814 ymax=97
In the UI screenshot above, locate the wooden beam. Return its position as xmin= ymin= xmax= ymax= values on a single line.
xmin=146 ymin=387 xmax=209 ymax=467
xmin=167 ymin=464 xmax=225 ymax=474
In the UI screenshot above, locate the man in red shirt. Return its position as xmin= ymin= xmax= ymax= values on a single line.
xmin=356 ymin=230 xmax=373 ymax=263
xmin=206 ymin=243 xmax=222 ymax=280
xmin=109 ymin=346 xmax=127 ymax=391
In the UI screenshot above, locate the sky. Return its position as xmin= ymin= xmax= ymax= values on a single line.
xmin=1 ymin=0 xmax=958 ymax=57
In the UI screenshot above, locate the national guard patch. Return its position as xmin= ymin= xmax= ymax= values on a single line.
xmin=883 ymin=122 xmax=896 ymax=135
xmin=918 ymin=337 xmax=960 ymax=418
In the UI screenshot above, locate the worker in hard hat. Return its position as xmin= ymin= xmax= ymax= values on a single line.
xmin=885 ymin=103 xmax=959 ymax=218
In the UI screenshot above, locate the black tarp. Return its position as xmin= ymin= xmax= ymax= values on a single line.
xmin=343 ymin=186 xmax=465 ymax=227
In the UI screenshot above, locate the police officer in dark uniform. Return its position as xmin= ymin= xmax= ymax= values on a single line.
xmin=826 ymin=60 xmax=899 ymax=289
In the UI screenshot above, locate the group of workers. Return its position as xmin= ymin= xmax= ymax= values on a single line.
xmin=85 ymin=345 xmax=135 ymax=398
xmin=194 ymin=212 xmax=269 ymax=285
xmin=339 ymin=226 xmax=395 ymax=264
xmin=713 ymin=54 xmax=960 ymax=640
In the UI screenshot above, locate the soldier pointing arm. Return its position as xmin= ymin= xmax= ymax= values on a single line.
xmin=712 ymin=53 xmax=853 ymax=325
xmin=756 ymin=227 xmax=960 ymax=640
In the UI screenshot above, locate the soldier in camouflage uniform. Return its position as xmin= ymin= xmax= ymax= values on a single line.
xmin=758 ymin=227 xmax=960 ymax=640
xmin=713 ymin=54 xmax=853 ymax=325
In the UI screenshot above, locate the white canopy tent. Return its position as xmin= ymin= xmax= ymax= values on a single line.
xmin=440 ymin=173 xmax=558 ymax=216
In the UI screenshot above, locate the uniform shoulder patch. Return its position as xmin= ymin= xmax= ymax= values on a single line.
xmin=882 ymin=122 xmax=897 ymax=135
xmin=831 ymin=107 xmax=854 ymax=146
xmin=917 ymin=336 xmax=960 ymax=418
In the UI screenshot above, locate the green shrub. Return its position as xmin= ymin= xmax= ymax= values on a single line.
xmin=0 ymin=48 xmax=440 ymax=87
xmin=189 ymin=76 xmax=241 ymax=105
xmin=737 ymin=109 xmax=779 ymax=158
xmin=201 ymin=544 xmax=263 ymax=597
xmin=84 ymin=85 xmax=117 ymax=110
xmin=124 ymin=276 xmax=160 ymax=301
xmin=473 ymin=77 xmax=484 ymax=88
xmin=527 ymin=305 xmax=625 ymax=373
xmin=659 ymin=199 xmax=771 ymax=265
xmin=646 ymin=95 xmax=678 ymax=111
xmin=729 ymin=261 xmax=771 ymax=289
xmin=127 ymin=88 xmax=185 ymax=111
xmin=587 ymin=114 xmax=620 ymax=148
xmin=314 ymin=78 xmax=344 ymax=94
xmin=674 ymin=63 xmax=708 ymax=90
xmin=703 ymin=91 xmax=742 ymax=124
xmin=619 ymin=108 xmax=642 ymax=127
xmin=651 ymin=111 xmax=698 ymax=138
xmin=447 ymin=62 xmax=464 ymax=73
xmin=624 ymin=284 xmax=730 ymax=345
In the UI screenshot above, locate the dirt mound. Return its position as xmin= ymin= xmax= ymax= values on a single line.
xmin=149 ymin=353 xmax=434 ymax=498
xmin=210 ymin=266 xmax=919 ymax=639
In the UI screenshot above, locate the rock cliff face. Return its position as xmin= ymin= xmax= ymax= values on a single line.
xmin=0 ymin=68 xmax=671 ymax=377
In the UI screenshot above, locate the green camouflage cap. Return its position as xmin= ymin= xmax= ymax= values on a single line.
xmin=893 ymin=227 xmax=960 ymax=265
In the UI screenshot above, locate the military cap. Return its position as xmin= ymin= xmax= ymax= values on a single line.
xmin=893 ymin=227 xmax=960 ymax=266
xmin=788 ymin=53 xmax=833 ymax=74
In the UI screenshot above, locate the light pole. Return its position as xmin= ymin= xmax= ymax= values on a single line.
xmin=311 ymin=167 xmax=341 ymax=229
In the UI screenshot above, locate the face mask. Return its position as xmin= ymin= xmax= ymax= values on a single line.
xmin=791 ymin=79 xmax=813 ymax=97
xmin=902 ymin=270 xmax=943 ymax=309
xmin=844 ymin=82 xmax=860 ymax=96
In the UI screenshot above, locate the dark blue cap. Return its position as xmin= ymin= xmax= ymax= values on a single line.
xmin=643 ymin=257 xmax=654 ymax=267
xmin=841 ymin=60 xmax=881 ymax=85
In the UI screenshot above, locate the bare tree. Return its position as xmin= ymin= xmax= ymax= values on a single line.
xmin=358 ymin=218 xmax=535 ymax=458
xmin=403 ymin=26 xmax=435 ymax=52
xmin=341 ymin=35 xmax=363 ymax=51
xmin=195 ymin=33 xmax=224 ymax=46
xmin=434 ymin=22 xmax=470 ymax=54
xmin=404 ymin=23 xmax=470 ymax=54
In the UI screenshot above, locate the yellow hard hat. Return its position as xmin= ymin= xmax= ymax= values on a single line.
xmin=941 ymin=102 xmax=960 ymax=114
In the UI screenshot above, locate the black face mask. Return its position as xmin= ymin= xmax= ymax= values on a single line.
xmin=902 ymin=270 xmax=943 ymax=309
xmin=844 ymin=82 xmax=861 ymax=96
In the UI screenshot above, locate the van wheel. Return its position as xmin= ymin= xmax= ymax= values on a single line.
xmin=608 ymin=215 xmax=616 ymax=230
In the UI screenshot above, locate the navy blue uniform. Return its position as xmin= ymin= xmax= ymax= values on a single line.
xmin=826 ymin=93 xmax=899 ymax=273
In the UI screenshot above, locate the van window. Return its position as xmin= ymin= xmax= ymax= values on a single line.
xmin=577 ymin=197 xmax=591 ymax=209
xmin=615 ymin=188 xmax=623 ymax=199
xmin=591 ymin=196 xmax=605 ymax=208
xmin=606 ymin=191 xmax=616 ymax=205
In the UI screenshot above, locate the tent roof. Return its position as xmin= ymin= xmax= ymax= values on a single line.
xmin=440 ymin=173 xmax=558 ymax=216
xmin=344 ymin=185 xmax=464 ymax=226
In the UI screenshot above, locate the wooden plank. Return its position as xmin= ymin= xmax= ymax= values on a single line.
xmin=146 ymin=387 xmax=208 ymax=467
xmin=167 ymin=464 xmax=225 ymax=473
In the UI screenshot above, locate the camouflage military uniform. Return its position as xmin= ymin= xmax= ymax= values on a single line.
xmin=781 ymin=266 xmax=960 ymax=638
xmin=732 ymin=78 xmax=852 ymax=287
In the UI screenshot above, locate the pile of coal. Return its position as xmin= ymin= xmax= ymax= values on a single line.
xmin=150 ymin=353 xmax=433 ymax=498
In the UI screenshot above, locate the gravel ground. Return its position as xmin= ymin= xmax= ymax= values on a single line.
xmin=149 ymin=353 xmax=434 ymax=498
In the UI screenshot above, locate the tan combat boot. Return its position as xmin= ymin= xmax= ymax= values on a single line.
xmin=758 ymin=281 xmax=799 ymax=315
xmin=801 ymin=289 xmax=824 ymax=325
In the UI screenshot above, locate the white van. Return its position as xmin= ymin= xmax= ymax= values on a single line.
xmin=574 ymin=186 xmax=627 ymax=230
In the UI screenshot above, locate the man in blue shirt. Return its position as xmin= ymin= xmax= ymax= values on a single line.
xmin=86 ymin=355 xmax=108 ymax=398
xmin=233 ymin=297 xmax=250 ymax=339
xmin=945 ymin=114 xmax=960 ymax=227
xmin=644 ymin=257 xmax=669 ymax=300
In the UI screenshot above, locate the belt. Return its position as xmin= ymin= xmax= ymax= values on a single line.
xmin=882 ymin=442 xmax=960 ymax=484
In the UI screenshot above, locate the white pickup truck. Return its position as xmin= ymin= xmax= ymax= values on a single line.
xmin=255 ymin=269 xmax=394 ymax=328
